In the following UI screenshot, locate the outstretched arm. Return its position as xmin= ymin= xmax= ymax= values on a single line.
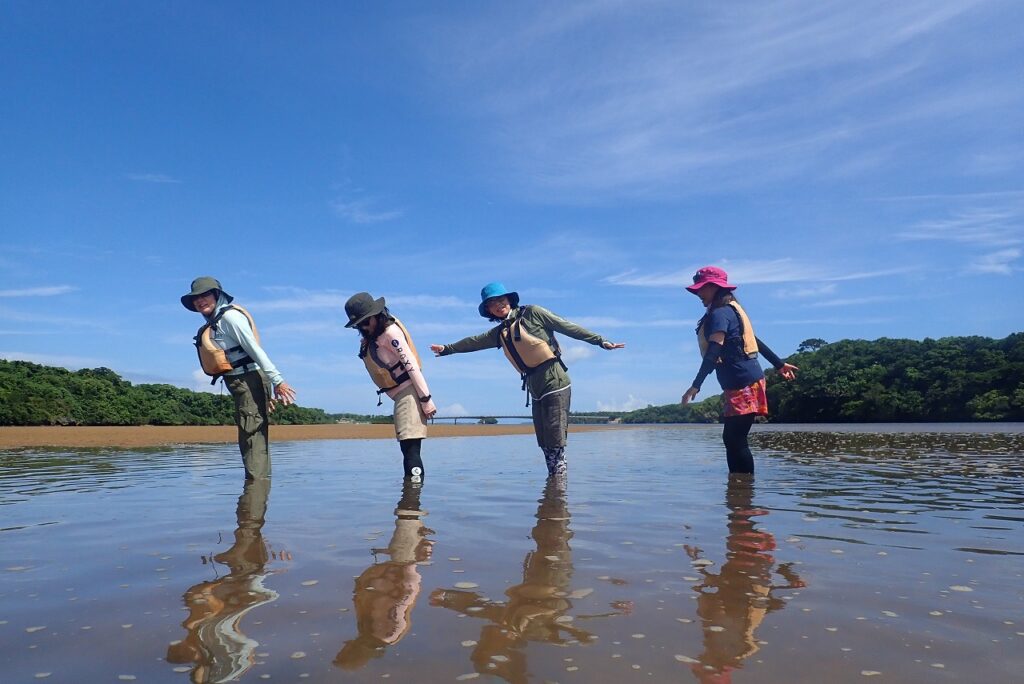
xmin=756 ymin=337 xmax=798 ymax=380
xmin=430 ymin=327 xmax=501 ymax=356
xmin=531 ymin=306 xmax=624 ymax=349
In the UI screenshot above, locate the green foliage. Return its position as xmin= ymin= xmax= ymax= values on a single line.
xmin=478 ymin=416 xmax=498 ymax=424
xmin=766 ymin=333 xmax=1024 ymax=422
xmin=0 ymin=360 xmax=334 ymax=426
xmin=619 ymin=395 xmax=721 ymax=424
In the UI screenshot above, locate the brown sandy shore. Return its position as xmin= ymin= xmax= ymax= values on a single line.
xmin=0 ymin=423 xmax=622 ymax=448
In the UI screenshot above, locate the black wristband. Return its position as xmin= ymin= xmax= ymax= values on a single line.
xmin=419 ymin=394 xmax=432 ymax=402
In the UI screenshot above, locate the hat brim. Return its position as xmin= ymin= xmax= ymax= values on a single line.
xmin=345 ymin=297 xmax=387 ymax=328
xmin=685 ymin=280 xmax=736 ymax=294
xmin=181 ymin=288 xmax=232 ymax=311
xmin=478 ymin=291 xmax=519 ymax=318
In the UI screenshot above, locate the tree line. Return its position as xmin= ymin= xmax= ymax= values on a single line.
xmin=0 ymin=361 xmax=337 ymax=426
xmin=3 ymin=332 xmax=1022 ymax=426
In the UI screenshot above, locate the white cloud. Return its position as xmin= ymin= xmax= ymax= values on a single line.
xmin=426 ymin=0 xmax=1004 ymax=198
xmin=126 ymin=173 xmax=181 ymax=184
xmin=0 ymin=285 xmax=76 ymax=297
xmin=330 ymin=197 xmax=403 ymax=224
xmin=773 ymin=283 xmax=838 ymax=299
xmin=898 ymin=208 xmax=1022 ymax=247
xmin=559 ymin=343 xmax=595 ymax=364
xmin=192 ymin=369 xmax=219 ymax=393
xmin=438 ymin=402 xmax=469 ymax=417
xmin=596 ymin=394 xmax=647 ymax=412
xmin=806 ymin=295 xmax=899 ymax=308
xmin=965 ymin=248 xmax=1020 ymax=275
xmin=605 ymin=260 xmax=914 ymax=287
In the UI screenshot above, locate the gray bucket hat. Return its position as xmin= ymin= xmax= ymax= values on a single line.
xmin=344 ymin=292 xmax=386 ymax=328
xmin=181 ymin=276 xmax=232 ymax=311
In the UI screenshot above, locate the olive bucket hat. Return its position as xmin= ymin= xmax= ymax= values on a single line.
xmin=181 ymin=276 xmax=232 ymax=311
xmin=478 ymin=282 xmax=519 ymax=319
xmin=344 ymin=292 xmax=387 ymax=328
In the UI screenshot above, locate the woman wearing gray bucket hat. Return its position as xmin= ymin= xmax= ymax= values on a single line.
xmin=182 ymin=276 xmax=296 ymax=479
xmin=429 ymin=282 xmax=624 ymax=480
xmin=346 ymin=292 xmax=437 ymax=483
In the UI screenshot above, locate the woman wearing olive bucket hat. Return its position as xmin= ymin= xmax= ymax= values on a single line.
xmin=345 ymin=292 xmax=437 ymax=483
xmin=181 ymin=276 xmax=297 ymax=479
xmin=681 ymin=266 xmax=798 ymax=474
xmin=429 ymin=283 xmax=624 ymax=479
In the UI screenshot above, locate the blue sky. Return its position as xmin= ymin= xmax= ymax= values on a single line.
xmin=2 ymin=1 xmax=1022 ymax=416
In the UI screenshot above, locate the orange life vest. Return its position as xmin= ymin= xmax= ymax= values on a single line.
xmin=697 ymin=299 xmax=758 ymax=359
xmin=194 ymin=305 xmax=260 ymax=383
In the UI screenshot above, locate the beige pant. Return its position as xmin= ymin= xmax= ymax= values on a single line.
xmin=392 ymin=385 xmax=428 ymax=441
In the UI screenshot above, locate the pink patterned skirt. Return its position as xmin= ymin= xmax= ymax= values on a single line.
xmin=722 ymin=378 xmax=769 ymax=418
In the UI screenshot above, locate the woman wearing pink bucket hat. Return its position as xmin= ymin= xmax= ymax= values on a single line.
xmin=681 ymin=266 xmax=798 ymax=474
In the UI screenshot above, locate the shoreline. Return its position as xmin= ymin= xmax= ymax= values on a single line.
xmin=0 ymin=423 xmax=621 ymax=448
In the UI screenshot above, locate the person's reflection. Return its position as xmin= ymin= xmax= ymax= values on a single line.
xmin=431 ymin=478 xmax=626 ymax=684
xmin=685 ymin=474 xmax=806 ymax=683
xmin=167 ymin=478 xmax=283 ymax=683
xmin=335 ymin=480 xmax=434 ymax=670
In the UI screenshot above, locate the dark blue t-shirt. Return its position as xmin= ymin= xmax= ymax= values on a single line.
xmin=705 ymin=305 xmax=764 ymax=390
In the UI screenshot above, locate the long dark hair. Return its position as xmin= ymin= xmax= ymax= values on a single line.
xmin=357 ymin=308 xmax=396 ymax=342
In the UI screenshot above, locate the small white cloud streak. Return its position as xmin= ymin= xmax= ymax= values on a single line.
xmin=0 ymin=285 xmax=77 ymax=297
xmin=559 ymin=344 xmax=595 ymax=364
xmin=253 ymin=288 xmax=473 ymax=312
xmin=897 ymin=208 xmax=1022 ymax=247
xmin=596 ymin=394 xmax=647 ymax=412
xmin=806 ymin=295 xmax=899 ymax=308
xmin=126 ymin=173 xmax=181 ymax=184
xmin=773 ymin=283 xmax=838 ymax=299
xmin=330 ymin=198 xmax=403 ymax=224
xmin=965 ymin=248 xmax=1020 ymax=275
xmin=605 ymin=260 xmax=915 ymax=287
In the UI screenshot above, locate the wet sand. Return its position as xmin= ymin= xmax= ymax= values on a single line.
xmin=0 ymin=423 xmax=616 ymax=448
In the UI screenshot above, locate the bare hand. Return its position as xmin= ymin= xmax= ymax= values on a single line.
xmin=602 ymin=341 xmax=625 ymax=350
xmin=422 ymin=400 xmax=437 ymax=419
xmin=681 ymin=387 xmax=699 ymax=404
xmin=274 ymin=382 xmax=297 ymax=406
xmin=429 ymin=344 xmax=445 ymax=356
xmin=779 ymin=363 xmax=799 ymax=381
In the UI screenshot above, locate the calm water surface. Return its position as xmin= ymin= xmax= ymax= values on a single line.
xmin=1 ymin=425 xmax=1022 ymax=683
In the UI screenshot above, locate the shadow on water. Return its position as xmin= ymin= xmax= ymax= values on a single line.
xmin=686 ymin=474 xmax=806 ymax=683
xmin=431 ymin=477 xmax=631 ymax=683
xmin=335 ymin=479 xmax=434 ymax=670
xmin=166 ymin=478 xmax=281 ymax=683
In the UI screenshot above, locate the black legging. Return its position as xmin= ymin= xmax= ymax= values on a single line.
xmin=399 ymin=438 xmax=424 ymax=479
xmin=722 ymin=414 xmax=756 ymax=474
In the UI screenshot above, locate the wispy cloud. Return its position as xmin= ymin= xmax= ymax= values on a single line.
xmin=966 ymin=248 xmax=1020 ymax=275
xmin=425 ymin=0 xmax=1006 ymax=198
xmin=329 ymin=186 xmax=403 ymax=224
xmin=805 ymin=295 xmax=898 ymax=308
xmin=252 ymin=287 xmax=473 ymax=312
xmin=898 ymin=208 xmax=1022 ymax=247
xmin=0 ymin=285 xmax=76 ymax=297
xmin=605 ymin=260 xmax=915 ymax=288
xmin=126 ymin=173 xmax=181 ymax=184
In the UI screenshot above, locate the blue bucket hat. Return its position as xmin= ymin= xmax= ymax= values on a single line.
xmin=478 ymin=282 xmax=520 ymax=319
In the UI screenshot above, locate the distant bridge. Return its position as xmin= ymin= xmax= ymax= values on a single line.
xmin=430 ymin=415 xmax=615 ymax=425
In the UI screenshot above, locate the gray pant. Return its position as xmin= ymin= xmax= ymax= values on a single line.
xmin=531 ymin=387 xmax=571 ymax=449
xmin=225 ymin=370 xmax=272 ymax=479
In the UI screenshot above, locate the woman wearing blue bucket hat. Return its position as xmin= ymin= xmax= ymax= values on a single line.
xmin=430 ymin=282 xmax=624 ymax=479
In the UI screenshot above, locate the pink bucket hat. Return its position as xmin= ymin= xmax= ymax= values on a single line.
xmin=685 ymin=265 xmax=737 ymax=293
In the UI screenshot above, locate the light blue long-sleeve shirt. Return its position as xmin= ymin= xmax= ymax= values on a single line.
xmin=209 ymin=295 xmax=285 ymax=386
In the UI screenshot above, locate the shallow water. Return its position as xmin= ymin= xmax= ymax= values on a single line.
xmin=2 ymin=425 xmax=1022 ymax=683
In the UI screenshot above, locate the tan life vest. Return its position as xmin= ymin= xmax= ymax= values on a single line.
xmin=194 ymin=305 xmax=260 ymax=383
xmin=360 ymin=319 xmax=422 ymax=391
xmin=697 ymin=299 xmax=758 ymax=360
xmin=499 ymin=307 xmax=561 ymax=376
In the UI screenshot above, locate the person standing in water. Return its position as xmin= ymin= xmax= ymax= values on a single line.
xmin=430 ymin=282 xmax=624 ymax=479
xmin=681 ymin=267 xmax=798 ymax=474
xmin=345 ymin=292 xmax=437 ymax=482
xmin=182 ymin=276 xmax=296 ymax=479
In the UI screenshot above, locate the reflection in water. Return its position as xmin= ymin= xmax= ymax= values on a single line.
xmin=687 ymin=474 xmax=805 ymax=683
xmin=166 ymin=479 xmax=281 ymax=683
xmin=431 ymin=478 xmax=628 ymax=684
xmin=335 ymin=480 xmax=434 ymax=670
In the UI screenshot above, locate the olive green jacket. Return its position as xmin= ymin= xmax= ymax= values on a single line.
xmin=438 ymin=305 xmax=606 ymax=399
